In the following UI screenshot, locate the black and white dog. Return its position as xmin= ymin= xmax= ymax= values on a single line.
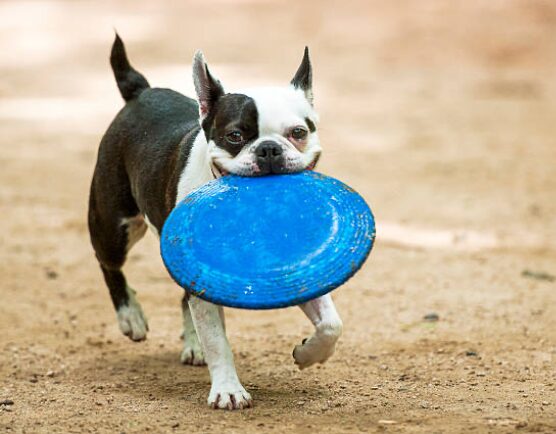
xmin=88 ymin=35 xmax=343 ymax=410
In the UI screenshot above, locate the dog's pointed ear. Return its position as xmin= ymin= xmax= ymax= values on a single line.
xmin=192 ymin=51 xmax=225 ymax=119
xmin=290 ymin=46 xmax=313 ymax=105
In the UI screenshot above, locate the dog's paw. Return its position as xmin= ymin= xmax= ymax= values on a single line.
xmin=117 ymin=301 xmax=148 ymax=342
xmin=208 ymin=381 xmax=253 ymax=410
xmin=293 ymin=336 xmax=337 ymax=370
xmin=180 ymin=334 xmax=206 ymax=366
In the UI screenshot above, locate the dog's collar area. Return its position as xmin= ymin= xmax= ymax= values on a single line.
xmin=210 ymin=162 xmax=228 ymax=179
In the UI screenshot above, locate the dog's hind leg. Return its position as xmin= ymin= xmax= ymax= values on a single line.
xmin=88 ymin=170 xmax=149 ymax=342
xmin=293 ymin=294 xmax=343 ymax=369
xmin=180 ymin=294 xmax=206 ymax=365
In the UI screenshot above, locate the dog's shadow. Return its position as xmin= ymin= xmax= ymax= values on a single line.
xmin=84 ymin=348 xmax=330 ymax=410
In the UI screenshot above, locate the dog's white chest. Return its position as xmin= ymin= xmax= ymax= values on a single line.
xmin=176 ymin=132 xmax=214 ymax=204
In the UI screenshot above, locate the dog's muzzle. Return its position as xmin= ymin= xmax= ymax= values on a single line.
xmin=255 ymin=141 xmax=286 ymax=175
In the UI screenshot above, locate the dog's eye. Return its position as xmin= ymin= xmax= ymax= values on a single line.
xmin=226 ymin=131 xmax=244 ymax=145
xmin=291 ymin=127 xmax=308 ymax=141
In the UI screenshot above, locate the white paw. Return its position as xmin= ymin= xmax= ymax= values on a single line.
xmin=180 ymin=333 xmax=206 ymax=366
xmin=293 ymin=335 xmax=337 ymax=369
xmin=117 ymin=301 xmax=148 ymax=342
xmin=208 ymin=380 xmax=253 ymax=410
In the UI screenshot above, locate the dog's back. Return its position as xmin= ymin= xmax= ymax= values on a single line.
xmin=95 ymin=35 xmax=201 ymax=231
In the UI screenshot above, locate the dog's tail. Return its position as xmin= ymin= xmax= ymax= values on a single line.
xmin=110 ymin=33 xmax=150 ymax=102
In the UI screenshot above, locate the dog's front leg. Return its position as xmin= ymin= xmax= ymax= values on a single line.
xmin=187 ymin=296 xmax=252 ymax=410
xmin=293 ymin=294 xmax=343 ymax=369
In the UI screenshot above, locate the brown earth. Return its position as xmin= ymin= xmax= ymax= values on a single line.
xmin=1 ymin=0 xmax=555 ymax=433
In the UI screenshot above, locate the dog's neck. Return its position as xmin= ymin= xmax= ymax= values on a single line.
xmin=175 ymin=130 xmax=215 ymax=204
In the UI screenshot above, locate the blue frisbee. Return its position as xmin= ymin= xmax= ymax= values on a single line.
xmin=160 ymin=171 xmax=375 ymax=309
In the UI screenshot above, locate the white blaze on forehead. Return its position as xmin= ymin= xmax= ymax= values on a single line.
xmin=236 ymin=86 xmax=317 ymax=135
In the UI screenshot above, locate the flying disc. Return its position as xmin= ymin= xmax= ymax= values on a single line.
xmin=160 ymin=171 xmax=375 ymax=309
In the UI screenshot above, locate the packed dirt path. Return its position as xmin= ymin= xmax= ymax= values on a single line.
xmin=1 ymin=1 xmax=555 ymax=432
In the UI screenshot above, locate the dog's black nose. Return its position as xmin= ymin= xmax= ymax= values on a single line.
xmin=255 ymin=141 xmax=284 ymax=174
xmin=256 ymin=141 xmax=283 ymax=159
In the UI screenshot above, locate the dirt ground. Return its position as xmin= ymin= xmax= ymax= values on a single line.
xmin=1 ymin=0 xmax=555 ymax=432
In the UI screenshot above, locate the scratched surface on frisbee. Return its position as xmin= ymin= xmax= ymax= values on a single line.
xmin=160 ymin=171 xmax=375 ymax=309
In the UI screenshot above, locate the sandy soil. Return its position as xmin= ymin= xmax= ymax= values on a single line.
xmin=1 ymin=0 xmax=555 ymax=432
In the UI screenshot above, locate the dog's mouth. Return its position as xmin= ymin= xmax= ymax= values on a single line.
xmin=211 ymin=162 xmax=229 ymax=178
xmin=211 ymin=153 xmax=320 ymax=178
xmin=306 ymin=154 xmax=320 ymax=171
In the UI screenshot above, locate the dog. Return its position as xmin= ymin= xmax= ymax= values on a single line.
xmin=88 ymin=35 xmax=343 ymax=410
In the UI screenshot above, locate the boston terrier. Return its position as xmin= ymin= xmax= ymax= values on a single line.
xmin=88 ymin=35 xmax=343 ymax=410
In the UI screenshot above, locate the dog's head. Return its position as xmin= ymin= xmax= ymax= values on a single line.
xmin=192 ymin=48 xmax=321 ymax=177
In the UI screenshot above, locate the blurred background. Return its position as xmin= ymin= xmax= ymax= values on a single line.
xmin=1 ymin=1 xmax=555 ymax=432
